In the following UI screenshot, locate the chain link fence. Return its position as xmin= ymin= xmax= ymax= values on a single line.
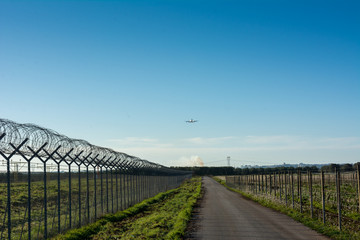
xmin=0 ymin=118 xmax=191 ymax=239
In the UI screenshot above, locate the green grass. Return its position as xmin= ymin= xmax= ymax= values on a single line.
xmin=53 ymin=177 xmax=202 ymax=240
xmin=213 ymin=177 xmax=360 ymax=240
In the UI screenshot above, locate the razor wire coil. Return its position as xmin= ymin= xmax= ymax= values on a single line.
xmin=0 ymin=118 xmax=180 ymax=173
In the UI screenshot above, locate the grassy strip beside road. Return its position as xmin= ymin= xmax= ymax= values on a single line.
xmin=54 ymin=177 xmax=201 ymax=240
xmin=213 ymin=177 xmax=360 ymax=240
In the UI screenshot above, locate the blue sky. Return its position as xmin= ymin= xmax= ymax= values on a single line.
xmin=1 ymin=0 xmax=359 ymax=167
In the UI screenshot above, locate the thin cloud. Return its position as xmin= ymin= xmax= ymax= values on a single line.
xmin=245 ymin=135 xmax=299 ymax=144
xmin=108 ymin=137 xmax=158 ymax=143
xmin=108 ymin=137 xmax=173 ymax=148
xmin=106 ymin=136 xmax=360 ymax=167
xmin=109 ymin=136 xmax=360 ymax=151
xmin=184 ymin=136 xmax=236 ymax=145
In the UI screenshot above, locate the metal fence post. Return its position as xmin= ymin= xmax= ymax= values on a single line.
xmin=86 ymin=165 xmax=90 ymax=222
xmin=90 ymin=155 xmax=99 ymax=221
xmin=27 ymin=155 xmax=32 ymax=239
xmin=120 ymin=166 xmax=124 ymax=210
xmin=93 ymin=165 xmax=97 ymax=220
xmin=106 ymin=167 xmax=109 ymax=213
xmin=43 ymin=160 xmax=48 ymax=238
xmin=115 ymin=165 xmax=119 ymax=212
xmin=100 ymin=166 xmax=104 ymax=215
xmin=7 ymin=152 xmax=11 ymax=240
xmin=56 ymin=160 xmax=61 ymax=234
xmin=77 ymin=164 xmax=81 ymax=227
xmin=68 ymin=164 xmax=72 ymax=228
xmin=131 ymin=165 xmax=135 ymax=205
xmin=5 ymin=138 xmax=28 ymax=239
xmin=134 ymin=165 xmax=138 ymax=204
xmin=26 ymin=142 xmax=47 ymax=239
xmin=111 ymin=168 xmax=114 ymax=213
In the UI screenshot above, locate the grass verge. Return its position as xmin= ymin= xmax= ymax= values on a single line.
xmin=53 ymin=177 xmax=201 ymax=240
xmin=213 ymin=177 xmax=360 ymax=240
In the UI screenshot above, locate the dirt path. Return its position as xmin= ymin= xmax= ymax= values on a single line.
xmin=186 ymin=177 xmax=329 ymax=240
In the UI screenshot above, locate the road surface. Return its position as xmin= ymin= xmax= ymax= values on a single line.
xmin=186 ymin=177 xmax=329 ymax=240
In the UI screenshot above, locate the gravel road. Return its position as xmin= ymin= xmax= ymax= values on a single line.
xmin=186 ymin=176 xmax=329 ymax=240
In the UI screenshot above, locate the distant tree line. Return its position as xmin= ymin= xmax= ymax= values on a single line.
xmin=171 ymin=162 xmax=360 ymax=176
xmin=320 ymin=163 xmax=359 ymax=173
xmin=170 ymin=166 xmax=235 ymax=176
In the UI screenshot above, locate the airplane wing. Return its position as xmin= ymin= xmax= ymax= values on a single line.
xmin=186 ymin=119 xmax=198 ymax=123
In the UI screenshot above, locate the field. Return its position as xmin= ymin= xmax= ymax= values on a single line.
xmin=0 ymin=171 xmax=187 ymax=239
xmin=225 ymin=170 xmax=360 ymax=239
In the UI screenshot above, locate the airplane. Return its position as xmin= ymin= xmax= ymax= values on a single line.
xmin=186 ymin=119 xmax=198 ymax=123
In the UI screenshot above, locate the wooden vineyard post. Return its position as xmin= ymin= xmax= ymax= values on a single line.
xmin=299 ymin=169 xmax=302 ymax=213
xmin=336 ymin=168 xmax=342 ymax=231
xmin=291 ymin=171 xmax=294 ymax=209
xmin=285 ymin=171 xmax=288 ymax=206
xmin=247 ymin=175 xmax=249 ymax=192
xmin=358 ymin=164 xmax=360 ymax=213
xmin=240 ymin=175 xmax=242 ymax=187
xmin=321 ymin=170 xmax=326 ymax=224
xmin=353 ymin=171 xmax=356 ymax=190
xmin=254 ymin=174 xmax=256 ymax=194
xmin=274 ymin=172 xmax=277 ymax=197
xmin=309 ymin=171 xmax=313 ymax=218
xmin=243 ymin=175 xmax=245 ymax=191
xmin=279 ymin=172 xmax=282 ymax=201
xmin=247 ymin=175 xmax=252 ymax=192
xmin=245 ymin=175 xmax=247 ymax=192
xmin=242 ymin=175 xmax=245 ymax=191
xmin=270 ymin=173 xmax=272 ymax=196
xmin=265 ymin=173 xmax=268 ymax=195
xmin=258 ymin=174 xmax=261 ymax=193
xmin=250 ymin=175 xmax=252 ymax=193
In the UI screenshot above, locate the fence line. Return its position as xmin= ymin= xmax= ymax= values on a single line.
xmin=0 ymin=118 xmax=191 ymax=239
xmin=226 ymin=168 xmax=360 ymax=233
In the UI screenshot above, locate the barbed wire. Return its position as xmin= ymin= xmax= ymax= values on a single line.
xmin=0 ymin=118 xmax=181 ymax=173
